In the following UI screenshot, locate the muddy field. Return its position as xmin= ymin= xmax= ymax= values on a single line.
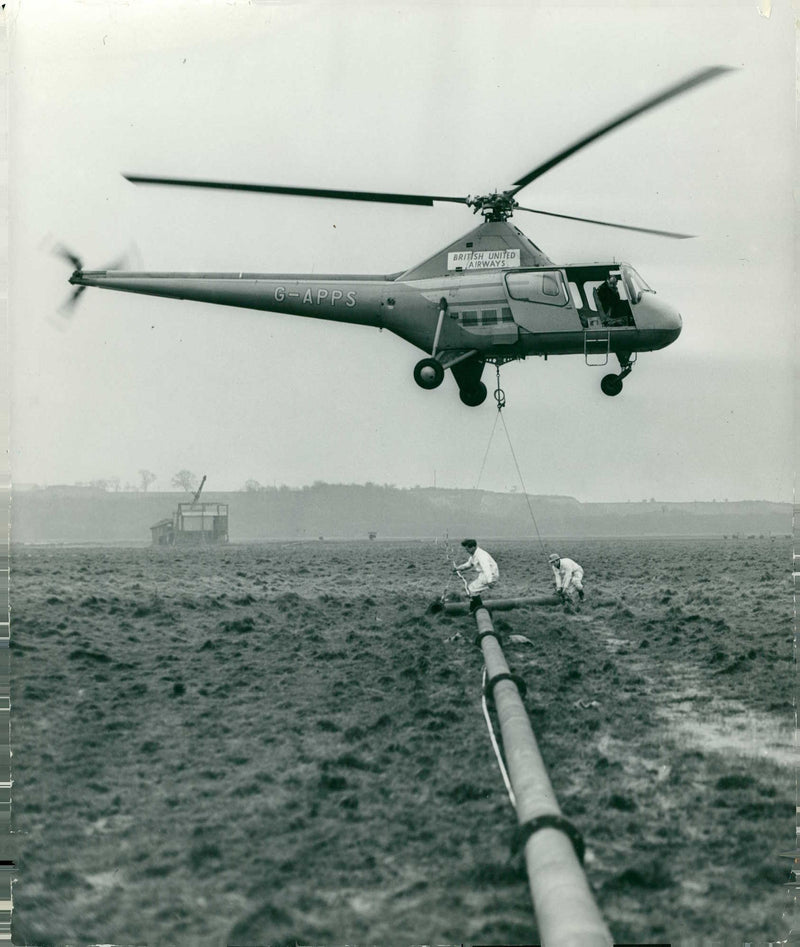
xmin=10 ymin=537 xmax=794 ymax=945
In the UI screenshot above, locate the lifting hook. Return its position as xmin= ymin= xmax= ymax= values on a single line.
xmin=494 ymin=363 xmax=506 ymax=411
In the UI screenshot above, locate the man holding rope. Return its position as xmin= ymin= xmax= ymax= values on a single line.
xmin=549 ymin=552 xmax=585 ymax=604
xmin=453 ymin=539 xmax=499 ymax=611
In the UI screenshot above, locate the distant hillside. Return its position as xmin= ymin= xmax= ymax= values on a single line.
xmin=10 ymin=483 xmax=792 ymax=544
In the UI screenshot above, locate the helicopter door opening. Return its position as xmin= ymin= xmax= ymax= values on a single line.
xmin=589 ymin=276 xmax=631 ymax=327
xmin=503 ymin=268 xmax=582 ymax=335
xmin=563 ymin=265 xmax=643 ymax=326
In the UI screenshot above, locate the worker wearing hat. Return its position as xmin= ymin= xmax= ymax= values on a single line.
xmin=549 ymin=553 xmax=585 ymax=603
xmin=453 ymin=539 xmax=499 ymax=611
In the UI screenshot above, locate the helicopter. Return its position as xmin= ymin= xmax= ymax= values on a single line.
xmin=65 ymin=66 xmax=730 ymax=406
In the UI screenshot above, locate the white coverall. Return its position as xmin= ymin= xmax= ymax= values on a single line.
xmin=456 ymin=547 xmax=499 ymax=596
xmin=552 ymin=557 xmax=584 ymax=598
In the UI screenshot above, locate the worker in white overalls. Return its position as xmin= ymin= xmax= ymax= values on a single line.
xmin=453 ymin=539 xmax=499 ymax=611
xmin=549 ymin=553 xmax=585 ymax=603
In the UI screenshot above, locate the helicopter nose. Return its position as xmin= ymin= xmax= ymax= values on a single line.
xmin=635 ymin=296 xmax=681 ymax=347
xmin=662 ymin=301 xmax=682 ymax=338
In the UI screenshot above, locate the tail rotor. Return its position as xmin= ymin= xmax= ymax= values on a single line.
xmin=51 ymin=243 xmax=86 ymax=317
xmin=51 ymin=241 xmax=138 ymax=319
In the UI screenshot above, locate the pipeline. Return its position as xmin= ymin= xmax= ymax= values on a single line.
xmin=473 ymin=604 xmax=613 ymax=946
xmin=443 ymin=594 xmax=561 ymax=615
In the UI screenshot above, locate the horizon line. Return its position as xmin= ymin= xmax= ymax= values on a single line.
xmin=9 ymin=481 xmax=791 ymax=506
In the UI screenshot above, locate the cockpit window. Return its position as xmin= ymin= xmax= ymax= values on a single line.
xmin=620 ymin=265 xmax=653 ymax=304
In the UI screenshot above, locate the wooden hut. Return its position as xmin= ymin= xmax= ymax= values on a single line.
xmin=150 ymin=476 xmax=229 ymax=545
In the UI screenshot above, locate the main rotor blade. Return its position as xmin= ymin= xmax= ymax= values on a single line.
xmin=515 ymin=205 xmax=694 ymax=239
xmin=509 ymin=66 xmax=733 ymax=195
xmin=124 ymin=175 xmax=468 ymax=208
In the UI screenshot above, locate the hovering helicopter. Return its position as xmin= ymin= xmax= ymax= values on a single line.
xmin=66 ymin=66 xmax=730 ymax=406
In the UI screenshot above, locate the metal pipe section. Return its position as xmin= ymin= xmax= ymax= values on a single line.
xmin=475 ymin=607 xmax=613 ymax=946
xmin=444 ymin=594 xmax=561 ymax=615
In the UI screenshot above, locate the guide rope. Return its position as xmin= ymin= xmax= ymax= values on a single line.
xmin=481 ymin=666 xmax=516 ymax=809
xmin=436 ymin=533 xmax=469 ymax=607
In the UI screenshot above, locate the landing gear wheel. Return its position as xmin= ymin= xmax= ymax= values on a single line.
xmin=459 ymin=382 xmax=488 ymax=407
xmin=413 ymin=358 xmax=444 ymax=390
xmin=601 ymin=373 xmax=623 ymax=397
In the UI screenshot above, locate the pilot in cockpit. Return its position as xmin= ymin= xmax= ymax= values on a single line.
xmin=596 ymin=275 xmax=627 ymax=326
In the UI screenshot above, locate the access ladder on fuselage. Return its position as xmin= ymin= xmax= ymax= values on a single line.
xmin=584 ymin=325 xmax=610 ymax=365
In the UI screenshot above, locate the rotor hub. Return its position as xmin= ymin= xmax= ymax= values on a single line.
xmin=466 ymin=192 xmax=519 ymax=222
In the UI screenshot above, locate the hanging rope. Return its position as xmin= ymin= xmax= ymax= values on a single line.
xmin=432 ymin=533 xmax=471 ymax=610
xmin=498 ymin=408 xmax=548 ymax=560
xmin=473 ymin=409 xmax=501 ymax=490
xmin=473 ymin=363 xmax=549 ymax=564
xmin=437 ymin=534 xmax=457 ymax=602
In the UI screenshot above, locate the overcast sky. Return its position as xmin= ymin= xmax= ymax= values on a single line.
xmin=8 ymin=0 xmax=795 ymax=502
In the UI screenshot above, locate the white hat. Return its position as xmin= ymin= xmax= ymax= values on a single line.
xmin=548 ymin=553 xmax=560 ymax=563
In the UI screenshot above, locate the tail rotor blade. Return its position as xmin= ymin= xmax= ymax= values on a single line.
xmin=105 ymin=253 xmax=128 ymax=272
xmin=53 ymin=243 xmax=83 ymax=271
xmin=58 ymin=284 xmax=86 ymax=316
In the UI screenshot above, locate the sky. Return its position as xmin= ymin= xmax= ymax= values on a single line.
xmin=7 ymin=0 xmax=796 ymax=502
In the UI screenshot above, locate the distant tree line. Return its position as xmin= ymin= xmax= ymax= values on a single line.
xmin=65 ymin=469 xmax=205 ymax=492
xmin=239 ymin=480 xmax=407 ymax=492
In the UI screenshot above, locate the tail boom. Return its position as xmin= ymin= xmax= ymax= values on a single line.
xmin=68 ymin=270 xmax=392 ymax=327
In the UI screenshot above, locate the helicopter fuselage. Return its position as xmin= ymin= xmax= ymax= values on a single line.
xmin=68 ymin=220 xmax=682 ymax=405
xmin=70 ymin=263 xmax=681 ymax=359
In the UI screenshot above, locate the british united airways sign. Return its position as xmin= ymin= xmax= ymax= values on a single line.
xmin=447 ymin=249 xmax=521 ymax=271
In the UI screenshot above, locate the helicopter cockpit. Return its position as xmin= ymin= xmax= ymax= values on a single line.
xmin=619 ymin=264 xmax=654 ymax=305
xmin=563 ymin=263 xmax=655 ymax=329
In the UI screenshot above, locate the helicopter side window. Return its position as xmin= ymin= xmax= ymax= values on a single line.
xmin=455 ymin=307 xmax=511 ymax=328
xmin=568 ymin=281 xmax=583 ymax=309
xmin=542 ymin=274 xmax=559 ymax=296
xmin=506 ymin=270 xmax=568 ymax=306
